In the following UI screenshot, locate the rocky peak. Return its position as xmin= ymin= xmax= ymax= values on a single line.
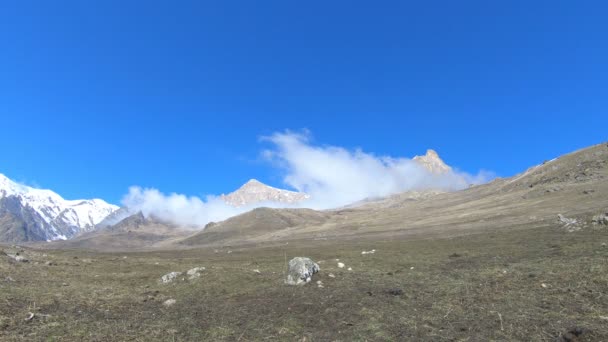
xmin=413 ymin=149 xmax=452 ymax=174
xmin=221 ymin=179 xmax=309 ymax=207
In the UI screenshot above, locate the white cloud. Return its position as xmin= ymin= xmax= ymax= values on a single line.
xmin=121 ymin=130 xmax=493 ymax=227
xmin=262 ymin=131 xmax=492 ymax=209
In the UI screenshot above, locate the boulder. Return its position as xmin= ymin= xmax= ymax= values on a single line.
xmin=285 ymin=257 xmax=320 ymax=286
xmin=160 ymin=272 xmax=181 ymax=284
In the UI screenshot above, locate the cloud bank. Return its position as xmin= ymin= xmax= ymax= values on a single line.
xmin=121 ymin=131 xmax=493 ymax=227
xmin=262 ymin=131 xmax=492 ymax=209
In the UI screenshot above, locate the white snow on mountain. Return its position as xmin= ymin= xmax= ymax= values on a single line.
xmin=0 ymin=173 xmax=118 ymax=240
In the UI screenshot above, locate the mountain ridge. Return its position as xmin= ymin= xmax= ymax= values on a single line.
xmin=0 ymin=174 xmax=119 ymax=242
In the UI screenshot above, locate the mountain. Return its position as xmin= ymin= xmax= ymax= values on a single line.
xmin=413 ymin=149 xmax=452 ymax=174
xmin=220 ymin=179 xmax=310 ymax=207
xmin=0 ymin=174 xmax=118 ymax=242
xmin=49 ymin=211 xmax=190 ymax=250
xmin=176 ymin=142 xmax=608 ymax=248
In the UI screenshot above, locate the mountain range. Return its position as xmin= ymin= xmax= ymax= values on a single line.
xmin=48 ymin=142 xmax=606 ymax=251
xmin=0 ymin=148 xmax=498 ymax=243
xmin=0 ymin=174 xmax=118 ymax=242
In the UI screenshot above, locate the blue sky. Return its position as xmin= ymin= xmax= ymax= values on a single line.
xmin=0 ymin=1 xmax=606 ymax=204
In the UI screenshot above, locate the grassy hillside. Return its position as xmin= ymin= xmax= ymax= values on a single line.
xmin=2 ymin=224 xmax=607 ymax=341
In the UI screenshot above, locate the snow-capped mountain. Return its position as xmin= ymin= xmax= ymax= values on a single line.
xmin=0 ymin=173 xmax=118 ymax=242
xmin=413 ymin=149 xmax=452 ymax=174
xmin=220 ymin=179 xmax=310 ymax=207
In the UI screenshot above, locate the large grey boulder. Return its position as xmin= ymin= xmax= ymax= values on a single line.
xmin=286 ymin=257 xmax=320 ymax=286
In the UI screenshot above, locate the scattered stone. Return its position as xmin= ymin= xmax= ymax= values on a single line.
xmin=599 ymin=316 xmax=608 ymax=321
xmin=361 ymin=249 xmax=376 ymax=255
xmin=541 ymin=283 xmax=548 ymax=289
xmin=410 ymin=267 xmax=415 ymax=270
xmin=558 ymin=214 xmax=581 ymax=232
xmin=5 ymin=276 xmax=15 ymax=282
xmin=337 ymin=262 xmax=345 ymax=269
xmin=387 ymin=288 xmax=404 ymax=296
xmin=316 ymin=280 xmax=324 ymax=288
xmin=186 ymin=267 xmax=205 ymax=280
xmin=163 ymin=299 xmax=177 ymax=307
xmin=328 ymin=273 xmax=336 ymax=278
xmin=555 ymin=326 xmax=588 ymax=342
xmin=62 ymin=283 xmax=69 ymax=287
xmin=285 ymin=257 xmax=320 ymax=286
xmin=45 ymin=261 xmax=55 ymax=266
xmin=160 ymin=272 xmax=182 ymax=284
xmin=6 ymin=254 xmax=29 ymax=263
xmin=591 ymin=213 xmax=608 ymax=226
xmin=253 ymin=269 xmax=261 ymax=274
xmin=347 ymin=267 xmax=353 ymax=271
xmin=602 ymin=243 xmax=607 ymax=247
xmin=24 ymin=313 xmax=35 ymax=322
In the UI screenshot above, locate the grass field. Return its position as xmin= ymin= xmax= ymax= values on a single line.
xmin=1 ymin=223 xmax=607 ymax=341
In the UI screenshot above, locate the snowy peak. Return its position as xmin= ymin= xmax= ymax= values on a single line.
xmin=221 ymin=179 xmax=310 ymax=207
xmin=413 ymin=149 xmax=452 ymax=174
xmin=0 ymin=173 xmax=118 ymax=241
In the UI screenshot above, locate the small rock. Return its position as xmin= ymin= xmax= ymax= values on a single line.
xmin=347 ymin=267 xmax=353 ymax=271
xmin=410 ymin=267 xmax=415 ymax=270
xmin=163 ymin=299 xmax=176 ymax=307
xmin=9 ymin=255 xmax=29 ymax=263
xmin=186 ymin=267 xmax=205 ymax=280
xmin=62 ymin=283 xmax=69 ymax=287
xmin=556 ymin=326 xmax=588 ymax=342
xmin=541 ymin=283 xmax=548 ymax=288
xmin=328 ymin=273 xmax=336 ymax=278
xmin=160 ymin=272 xmax=181 ymax=284
xmin=387 ymin=288 xmax=404 ymax=296
xmin=253 ymin=269 xmax=261 ymax=274
xmin=337 ymin=262 xmax=345 ymax=269
xmin=5 ymin=276 xmax=15 ymax=282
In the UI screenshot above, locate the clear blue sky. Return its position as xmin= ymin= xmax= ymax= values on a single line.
xmin=1 ymin=1 xmax=606 ymax=204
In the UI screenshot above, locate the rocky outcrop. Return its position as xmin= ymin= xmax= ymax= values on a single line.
xmin=413 ymin=150 xmax=452 ymax=174
xmin=221 ymin=179 xmax=309 ymax=207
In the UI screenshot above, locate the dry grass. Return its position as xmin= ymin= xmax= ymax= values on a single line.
xmin=1 ymin=224 xmax=607 ymax=341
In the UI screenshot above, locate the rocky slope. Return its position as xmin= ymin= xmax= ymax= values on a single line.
xmin=0 ymin=174 xmax=118 ymax=242
xmin=178 ymin=142 xmax=608 ymax=248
